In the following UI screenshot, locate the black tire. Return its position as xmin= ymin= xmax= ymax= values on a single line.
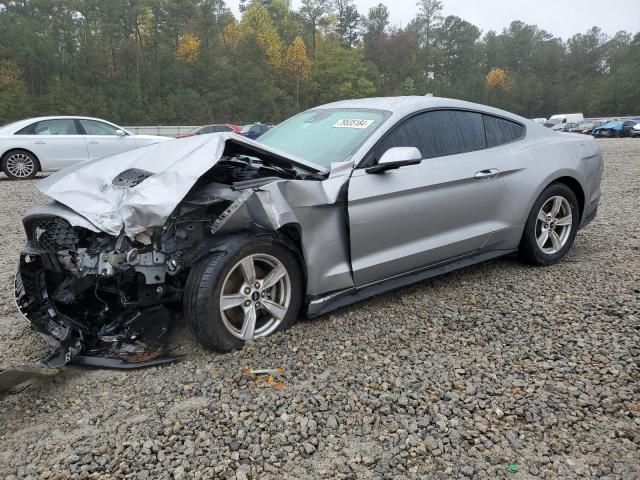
xmin=183 ymin=237 xmax=303 ymax=352
xmin=519 ymin=183 xmax=580 ymax=266
xmin=1 ymin=149 xmax=40 ymax=180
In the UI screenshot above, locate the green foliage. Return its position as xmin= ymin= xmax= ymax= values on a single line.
xmin=0 ymin=0 xmax=637 ymax=126
xmin=312 ymin=40 xmax=375 ymax=104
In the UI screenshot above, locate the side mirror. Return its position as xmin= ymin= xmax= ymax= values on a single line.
xmin=115 ymin=129 xmax=126 ymax=137
xmin=366 ymin=147 xmax=422 ymax=174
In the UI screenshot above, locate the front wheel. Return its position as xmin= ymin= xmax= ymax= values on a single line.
xmin=183 ymin=237 xmax=303 ymax=352
xmin=519 ymin=183 xmax=579 ymax=266
xmin=2 ymin=150 xmax=40 ymax=180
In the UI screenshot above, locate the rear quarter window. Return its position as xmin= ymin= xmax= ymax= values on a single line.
xmin=484 ymin=115 xmax=525 ymax=147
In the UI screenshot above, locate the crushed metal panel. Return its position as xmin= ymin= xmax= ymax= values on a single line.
xmin=36 ymin=134 xmax=326 ymax=237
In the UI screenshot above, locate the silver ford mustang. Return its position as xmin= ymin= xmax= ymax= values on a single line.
xmin=14 ymin=96 xmax=603 ymax=368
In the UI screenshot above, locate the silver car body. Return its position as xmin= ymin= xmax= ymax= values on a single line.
xmin=15 ymin=97 xmax=603 ymax=365
xmin=0 ymin=116 xmax=169 ymax=172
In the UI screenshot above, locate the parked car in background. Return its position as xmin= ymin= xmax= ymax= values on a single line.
xmin=532 ymin=118 xmax=547 ymax=125
xmin=14 ymin=96 xmax=602 ymax=367
xmin=560 ymin=122 xmax=582 ymax=132
xmin=240 ymin=123 xmax=271 ymax=140
xmin=0 ymin=116 xmax=169 ymax=180
xmin=544 ymin=113 xmax=585 ymax=131
xmin=632 ymin=122 xmax=640 ymax=137
xmin=175 ymin=124 xmax=241 ymax=138
xmin=592 ymin=121 xmax=624 ymax=138
xmin=622 ymin=119 xmax=640 ymax=137
xmin=568 ymin=121 xmax=604 ymax=135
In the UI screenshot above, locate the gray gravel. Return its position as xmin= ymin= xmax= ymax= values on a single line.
xmin=1 ymin=139 xmax=639 ymax=479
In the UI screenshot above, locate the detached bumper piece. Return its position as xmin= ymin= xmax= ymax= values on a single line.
xmin=14 ymin=253 xmax=184 ymax=371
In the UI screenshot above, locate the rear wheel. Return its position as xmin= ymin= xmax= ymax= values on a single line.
xmin=2 ymin=150 xmax=40 ymax=180
xmin=519 ymin=183 xmax=579 ymax=266
xmin=184 ymin=238 xmax=303 ymax=352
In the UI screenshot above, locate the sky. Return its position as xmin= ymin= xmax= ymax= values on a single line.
xmin=232 ymin=0 xmax=640 ymax=40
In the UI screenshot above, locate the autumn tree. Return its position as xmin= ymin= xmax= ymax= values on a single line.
xmin=240 ymin=2 xmax=283 ymax=66
xmin=282 ymin=36 xmax=311 ymax=106
xmin=486 ymin=67 xmax=512 ymax=92
xmin=177 ymin=33 xmax=201 ymax=64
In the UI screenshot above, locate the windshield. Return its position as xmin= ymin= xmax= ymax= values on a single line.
xmin=547 ymin=118 xmax=563 ymax=125
xmin=241 ymin=124 xmax=256 ymax=133
xmin=258 ymin=108 xmax=390 ymax=167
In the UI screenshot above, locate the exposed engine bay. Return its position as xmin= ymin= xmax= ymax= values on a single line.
xmin=14 ymin=150 xmax=323 ymax=371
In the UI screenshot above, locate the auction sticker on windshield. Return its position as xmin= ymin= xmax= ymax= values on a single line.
xmin=333 ymin=119 xmax=374 ymax=129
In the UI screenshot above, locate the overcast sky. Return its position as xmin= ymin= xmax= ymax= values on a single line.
xmin=232 ymin=0 xmax=640 ymax=40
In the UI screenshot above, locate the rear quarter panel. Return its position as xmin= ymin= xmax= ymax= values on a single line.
xmin=489 ymin=128 xmax=602 ymax=249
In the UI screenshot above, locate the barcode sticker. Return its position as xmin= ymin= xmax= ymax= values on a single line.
xmin=333 ymin=119 xmax=374 ymax=129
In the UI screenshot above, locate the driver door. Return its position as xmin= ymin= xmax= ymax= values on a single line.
xmin=347 ymin=110 xmax=504 ymax=285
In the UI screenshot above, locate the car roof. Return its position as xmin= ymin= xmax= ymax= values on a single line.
xmin=0 ymin=116 xmax=126 ymax=134
xmin=10 ymin=115 xmax=116 ymax=124
xmin=315 ymin=96 xmax=529 ymax=124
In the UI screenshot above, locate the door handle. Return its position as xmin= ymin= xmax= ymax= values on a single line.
xmin=34 ymin=140 xmax=46 ymax=145
xmin=474 ymin=168 xmax=500 ymax=180
xmin=89 ymin=141 xmax=99 ymax=144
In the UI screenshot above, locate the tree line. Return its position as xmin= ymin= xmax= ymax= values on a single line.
xmin=0 ymin=0 xmax=638 ymax=126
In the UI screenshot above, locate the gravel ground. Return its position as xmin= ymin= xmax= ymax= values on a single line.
xmin=0 ymin=139 xmax=638 ymax=479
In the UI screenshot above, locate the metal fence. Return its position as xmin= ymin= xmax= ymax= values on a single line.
xmin=124 ymin=126 xmax=198 ymax=137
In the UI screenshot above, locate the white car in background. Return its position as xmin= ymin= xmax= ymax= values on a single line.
xmin=0 ymin=116 xmax=170 ymax=180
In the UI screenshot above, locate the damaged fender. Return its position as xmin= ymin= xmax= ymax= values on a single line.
xmin=15 ymin=133 xmax=353 ymax=368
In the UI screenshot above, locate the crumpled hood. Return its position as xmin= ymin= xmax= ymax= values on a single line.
xmin=36 ymin=133 xmax=325 ymax=237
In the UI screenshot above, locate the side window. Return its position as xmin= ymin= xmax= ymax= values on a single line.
xmin=79 ymin=119 xmax=119 ymax=135
xmin=371 ymin=110 xmax=486 ymax=162
xmin=16 ymin=119 xmax=79 ymax=135
xmin=483 ymin=115 xmax=525 ymax=148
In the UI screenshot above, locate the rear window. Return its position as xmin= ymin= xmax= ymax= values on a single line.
xmin=483 ymin=115 xmax=525 ymax=147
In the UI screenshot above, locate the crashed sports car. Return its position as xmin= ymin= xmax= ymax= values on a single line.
xmin=13 ymin=96 xmax=603 ymax=369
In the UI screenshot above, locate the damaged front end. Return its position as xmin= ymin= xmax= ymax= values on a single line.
xmin=13 ymin=134 xmax=330 ymax=371
xmin=15 ymin=213 xmax=183 ymax=369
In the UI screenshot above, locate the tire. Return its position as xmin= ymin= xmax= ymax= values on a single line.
xmin=183 ymin=237 xmax=303 ymax=352
xmin=1 ymin=150 xmax=40 ymax=180
xmin=519 ymin=183 xmax=580 ymax=266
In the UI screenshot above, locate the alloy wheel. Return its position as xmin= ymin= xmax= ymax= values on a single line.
xmin=219 ymin=253 xmax=291 ymax=340
xmin=6 ymin=153 xmax=35 ymax=178
xmin=536 ymin=196 xmax=573 ymax=254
